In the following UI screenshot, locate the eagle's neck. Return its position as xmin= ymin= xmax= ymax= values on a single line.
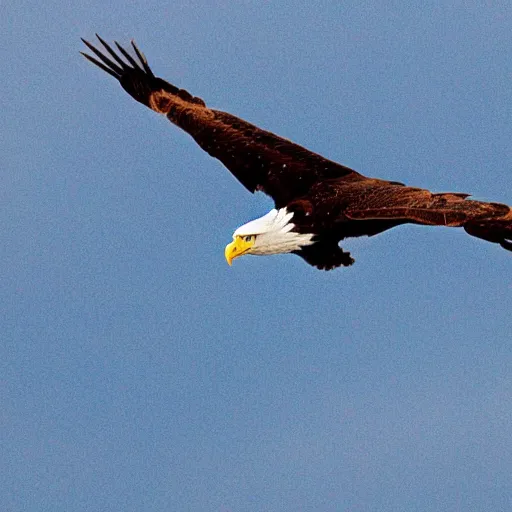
xmin=234 ymin=208 xmax=315 ymax=255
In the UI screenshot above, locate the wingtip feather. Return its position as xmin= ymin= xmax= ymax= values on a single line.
xmin=80 ymin=51 xmax=121 ymax=79
xmin=114 ymin=41 xmax=142 ymax=71
xmin=130 ymin=39 xmax=154 ymax=77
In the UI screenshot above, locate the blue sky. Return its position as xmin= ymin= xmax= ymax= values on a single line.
xmin=2 ymin=2 xmax=511 ymax=511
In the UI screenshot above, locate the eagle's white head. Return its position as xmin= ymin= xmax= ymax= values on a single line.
xmin=225 ymin=208 xmax=315 ymax=265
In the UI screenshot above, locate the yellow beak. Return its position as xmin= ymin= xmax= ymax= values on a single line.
xmin=225 ymin=236 xmax=254 ymax=266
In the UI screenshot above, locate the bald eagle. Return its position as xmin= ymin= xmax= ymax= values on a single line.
xmin=81 ymin=36 xmax=511 ymax=270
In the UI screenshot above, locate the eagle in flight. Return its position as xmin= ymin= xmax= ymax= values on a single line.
xmin=81 ymin=36 xmax=512 ymax=270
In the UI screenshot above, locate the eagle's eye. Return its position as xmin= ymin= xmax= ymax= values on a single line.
xmin=244 ymin=235 xmax=253 ymax=242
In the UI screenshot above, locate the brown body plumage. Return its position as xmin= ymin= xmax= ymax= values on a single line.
xmin=81 ymin=36 xmax=511 ymax=270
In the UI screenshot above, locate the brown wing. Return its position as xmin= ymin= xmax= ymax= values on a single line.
xmin=81 ymin=35 xmax=361 ymax=207
xmin=338 ymin=180 xmax=512 ymax=250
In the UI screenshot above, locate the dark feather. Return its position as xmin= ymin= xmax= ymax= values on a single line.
xmin=81 ymin=38 xmax=124 ymax=76
xmin=95 ymin=34 xmax=130 ymax=71
xmin=80 ymin=51 xmax=120 ymax=79
xmin=294 ymin=241 xmax=354 ymax=270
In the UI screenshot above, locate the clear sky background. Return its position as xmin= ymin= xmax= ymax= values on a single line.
xmin=2 ymin=2 xmax=511 ymax=511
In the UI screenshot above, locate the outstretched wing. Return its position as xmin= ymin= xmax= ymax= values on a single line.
xmin=81 ymin=35 xmax=361 ymax=207
xmin=338 ymin=180 xmax=512 ymax=251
